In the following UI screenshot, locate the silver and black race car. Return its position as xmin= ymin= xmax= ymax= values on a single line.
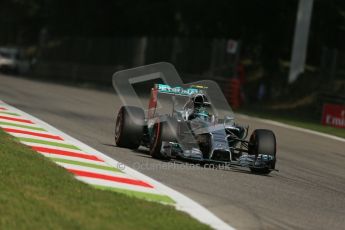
xmin=114 ymin=83 xmax=277 ymax=174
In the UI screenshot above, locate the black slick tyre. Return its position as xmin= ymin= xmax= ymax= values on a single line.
xmin=248 ymin=129 xmax=276 ymax=174
xmin=115 ymin=106 xmax=145 ymax=149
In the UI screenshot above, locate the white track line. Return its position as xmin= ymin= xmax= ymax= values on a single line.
xmin=0 ymin=100 xmax=234 ymax=230
xmin=237 ymin=114 xmax=345 ymax=143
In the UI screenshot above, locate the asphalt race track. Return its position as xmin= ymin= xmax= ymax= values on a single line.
xmin=1 ymin=74 xmax=344 ymax=230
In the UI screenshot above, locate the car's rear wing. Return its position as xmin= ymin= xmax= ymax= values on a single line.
xmin=147 ymin=84 xmax=207 ymax=119
xmin=155 ymin=84 xmax=207 ymax=96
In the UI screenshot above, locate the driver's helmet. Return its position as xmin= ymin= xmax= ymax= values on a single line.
xmin=193 ymin=94 xmax=210 ymax=120
xmin=195 ymin=107 xmax=209 ymax=118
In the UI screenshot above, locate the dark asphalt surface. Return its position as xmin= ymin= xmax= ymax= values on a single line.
xmin=1 ymin=74 xmax=345 ymax=230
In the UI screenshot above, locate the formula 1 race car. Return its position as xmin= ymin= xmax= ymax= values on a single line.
xmin=115 ymin=83 xmax=277 ymax=174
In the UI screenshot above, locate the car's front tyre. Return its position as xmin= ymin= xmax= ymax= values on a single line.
xmin=248 ymin=129 xmax=276 ymax=174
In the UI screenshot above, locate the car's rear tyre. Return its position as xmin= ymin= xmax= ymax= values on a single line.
xmin=115 ymin=106 xmax=145 ymax=149
xmin=248 ymin=129 xmax=276 ymax=174
xmin=150 ymin=117 xmax=178 ymax=159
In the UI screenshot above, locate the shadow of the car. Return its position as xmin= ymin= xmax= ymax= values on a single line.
xmin=102 ymin=143 xmax=117 ymax=148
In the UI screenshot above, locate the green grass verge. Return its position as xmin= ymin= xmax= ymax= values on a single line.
xmin=237 ymin=107 xmax=345 ymax=139
xmin=0 ymin=130 xmax=210 ymax=230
